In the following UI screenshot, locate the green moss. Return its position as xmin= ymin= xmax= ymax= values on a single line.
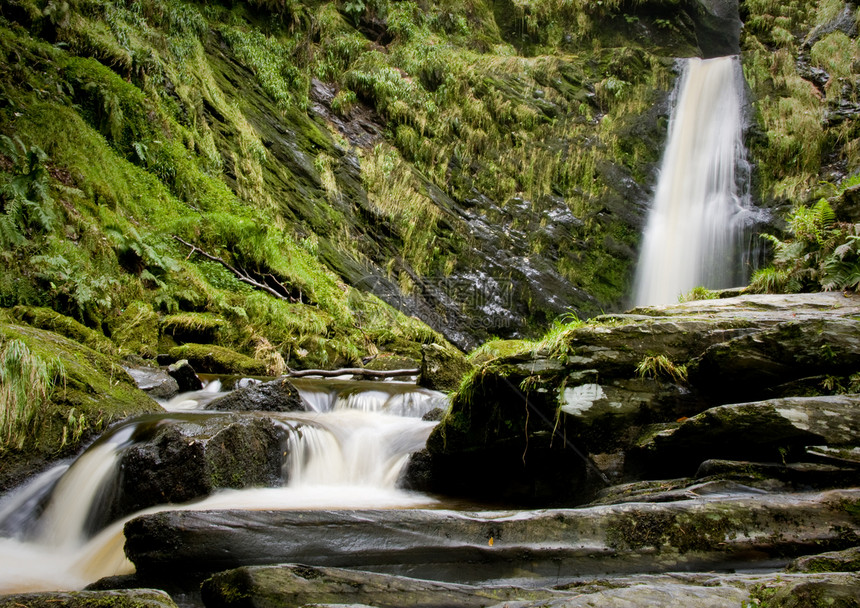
xmin=11 ymin=306 xmax=116 ymax=356
xmin=168 ymin=343 xmax=269 ymax=376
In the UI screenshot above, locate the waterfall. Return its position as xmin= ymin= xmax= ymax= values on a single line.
xmin=633 ymin=55 xmax=757 ymax=306
xmin=0 ymin=379 xmax=442 ymax=594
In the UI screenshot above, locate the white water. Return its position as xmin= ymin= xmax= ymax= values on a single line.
xmin=633 ymin=55 xmax=757 ymax=306
xmin=0 ymin=379 xmax=443 ymax=594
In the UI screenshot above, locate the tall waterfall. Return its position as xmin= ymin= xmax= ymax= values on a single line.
xmin=633 ymin=55 xmax=755 ymax=306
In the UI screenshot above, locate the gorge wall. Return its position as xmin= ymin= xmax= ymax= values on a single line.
xmin=0 ymin=0 xmax=858 ymax=357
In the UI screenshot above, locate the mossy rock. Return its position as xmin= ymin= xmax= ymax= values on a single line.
xmin=363 ymin=353 xmax=420 ymax=371
xmin=168 ymin=344 xmax=268 ymax=376
xmin=418 ymin=343 xmax=473 ymax=393
xmin=0 ymin=321 xmax=162 ymax=490
xmin=0 ymin=589 xmax=179 ymax=608
xmin=10 ymin=306 xmax=117 ymax=357
xmin=107 ymin=302 xmax=160 ymax=359
xmin=788 ymin=546 xmax=860 ymax=574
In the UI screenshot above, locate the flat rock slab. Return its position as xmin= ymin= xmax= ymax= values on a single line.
xmin=125 ymin=489 xmax=860 ymax=582
xmin=202 ymin=563 xmax=562 ymax=608
xmin=0 ymin=589 xmax=178 ymax=608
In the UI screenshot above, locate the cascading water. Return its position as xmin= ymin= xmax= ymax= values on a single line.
xmin=0 ymin=378 xmax=444 ymax=593
xmin=633 ymin=55 xmax=759 ymax=306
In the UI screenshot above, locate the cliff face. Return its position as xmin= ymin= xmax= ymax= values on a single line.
xmin=0 ymin=0 xmax=857 ymax=354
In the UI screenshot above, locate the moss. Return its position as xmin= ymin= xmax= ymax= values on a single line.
xmin=168 ymin=343 xmax=268 ymax=376
xmin=10 ymin=306 xmax=116 ymax=356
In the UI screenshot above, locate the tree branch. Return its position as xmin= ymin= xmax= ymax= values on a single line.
xmin=286 ymin=367 xmax=419 ymax=378
xmin=173 ymin=235 xmax=298 ymax=303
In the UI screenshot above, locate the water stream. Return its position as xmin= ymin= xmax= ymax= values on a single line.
xmin=633 ymin=55 xmax=761 ymax=306
xmin=0 ymin=378 xmax=444 ymax=594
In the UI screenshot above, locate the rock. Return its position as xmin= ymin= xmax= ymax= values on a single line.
xmin=124 ymin=365 xmax=180 ymax=400
xmin=695 ymin=459 xmax=860 ymax=490
xmin=123 ymin=489 xmax=860 ymax=580
xmin=109 ymin=414 xmax=293 ymax=522
xmin=788 ymin=546 xmax=860 ymax=573
xmin=0 ymin=589 xmax=178 ymax=608
xmin=420 ymin=293 xmax=860 ymax=504
xmin=10 ymin=306 xmax=117 ymax=356
xmin=747 ymin=573 xmax=860 ymax=607
xmin=167 ymin=344 xmax=268 ymax=376
xmin=418 ymin=343 xmax=473 ymax=392
xmin=689 ymin=317 xmax=860 ymax=403
xmin=167 ymin=359 xmax=203 ymax=392
xmin=204 ymin=377 xmax=305 ymax=412
xmin=201 ymin=563 xmax=560 ymax=608
xmin=634 ymin=395 xmax=860 ymax=478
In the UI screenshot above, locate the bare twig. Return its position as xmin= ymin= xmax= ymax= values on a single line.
xmin=172 ymin=235 xmax=298 ymax=302
xmin=286 ymin=367 xmax=419 ymax=378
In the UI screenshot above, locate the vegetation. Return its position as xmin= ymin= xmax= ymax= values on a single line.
xmin=0 ymin=338 xmax=60 ymax=451
xmin=749 ymin=197 xmax=860 ymax=294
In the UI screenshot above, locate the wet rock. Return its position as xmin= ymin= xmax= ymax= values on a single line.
xmin=695 ymin=459 xmax=860 ymax=490
xmin=110 ymin=414 xmax=292 ymax=521
xmin=204 ymin=377 xmax=305 ymax=412
xmin=124 ymin=489 xmax=860 ymax=580
xmin=689 ymin=318 xmax=860 ymax=403
xmin=788 ymin=546 xmax=860 ymax=573
xmin=421 ymin=293 xmax=860 ymax=504
xmin=634 ymin=395 xmax=860 ymax=478
xmin=418 ymin=343 xmax=473 ymax=392
xmin=0 ymin=589 xmax=178 ymax=608
xmin=201 ymin=563 xmax=560 ymax=608
xmin=125 ymin=365 xmax=180 ymax=400
xmin=167 ymin=359 xmax=202 ymax=392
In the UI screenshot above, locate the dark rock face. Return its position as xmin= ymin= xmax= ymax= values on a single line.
xmin=412 ymin=293 xmax=860 ymax=504
xmin=204 ymin=377 xmax=305 ymax=412
xmin=167 ymin=360 xmax=203 ymax=393
xmin=109 ymin=414 xmax=292 ymax=522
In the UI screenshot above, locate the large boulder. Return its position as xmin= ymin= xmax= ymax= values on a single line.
xmin=414 ymin=293 xmax=860 ymax=504
xmin=107 ymin=414 xmax=293 ymax=522
xmin=204 ymin=377 xmax=305 ymax=412
xmin=167 ymin=344 xmax=268 ymax=376
xmin=633 ymin=395 xmax=860 ymax=478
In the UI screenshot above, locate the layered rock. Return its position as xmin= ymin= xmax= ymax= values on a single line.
xmin=409 ymin=293 xmax=860 ymax=503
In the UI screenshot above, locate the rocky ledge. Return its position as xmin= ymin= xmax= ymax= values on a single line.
xmin=406 ymin=292 xmax=860 ymax=504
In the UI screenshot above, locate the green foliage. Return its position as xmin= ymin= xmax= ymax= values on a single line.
xmin=679 ymin=286 xmax=719 ymax=302
xmin=0 ymin=339 xmax=62 ymax=451
xmin=0 ymin=136 xmax=56 ymax=248
xmin=749 ymin=198 xmax=860 ymax=294
xmin=533 ymin=312 xmax=586 ymax=359
xmin=635 ymin=354 xmax=688 ymax=383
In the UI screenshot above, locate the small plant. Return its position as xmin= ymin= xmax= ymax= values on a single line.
xmin=0 ymin=339 xmax=63 ymax=451
xmin=636 ymin=354 xmax=688 ymax=383
xmin=679 ymin=286 xmax=718 ymax=302
xmin=0 ymin=135 xmax=57 ymax=248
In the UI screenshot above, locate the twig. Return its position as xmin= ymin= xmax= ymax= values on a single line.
xmin=286 ymin=367 xmax=419 ymax=378
xmin=172 ymin=235 xmax=298 ymax=302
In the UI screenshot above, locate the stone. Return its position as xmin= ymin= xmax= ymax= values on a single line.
xmin=201 ymin=563 xmax=560 ymax=608
xmin=634 ymin=395 xmax=860 ymax=478
xmin=124 ymin=365 xmax=180 ymax=400
xmin=0 ymin=589 xmax=178 ymax=608
xmin=123 ymin=489 xmax=860 ymax=580
xmin=109 ymin=414 xmax=293 ymax=522
xmin=788 ymin=546 xmax=860 ymax=573
xmin=167 ymin=359 xmax=203 ymax=392
xmin=418 ymin=343 xmax=473 ymax=392
xmin=204 ymin=377 xmax=305 ymax=412
xmin=167 ymin=344 xmax=268 ymax=376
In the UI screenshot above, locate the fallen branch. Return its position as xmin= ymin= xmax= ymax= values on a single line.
xmin=173 ymin=235 xmax=298 ymax=302
xmin=286 ymin=367 xmax=419 ymax=378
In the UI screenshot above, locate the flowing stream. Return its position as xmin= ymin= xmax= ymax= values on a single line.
xmin=633 ymin=55 xmax=760 ymax=306
xmin=0 ymin=378 xmax=444 ymax=593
